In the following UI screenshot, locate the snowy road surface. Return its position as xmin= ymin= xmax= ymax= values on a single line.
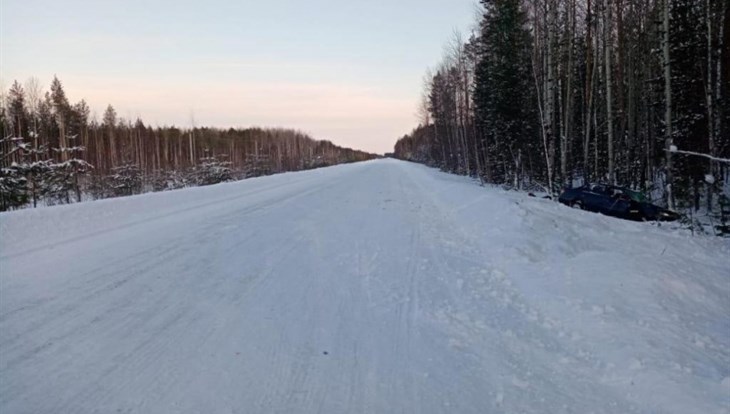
xmin=1 ymin=159 xmax=729 ymax=413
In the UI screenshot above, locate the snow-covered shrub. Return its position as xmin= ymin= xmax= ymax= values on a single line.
xmin=242 ymin=154 xmax=272 ymax=178
xmin=108 ymin=164 xmax=143 ymax=197
xmin=151 ymin=169 xmax=191 ymax=192
xmin=46 ymin=157 xmax=93 ymax=204
xmin=194 ymin=156 xmax=232 ymax=186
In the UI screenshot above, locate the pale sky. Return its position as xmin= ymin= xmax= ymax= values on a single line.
xmin=1 ymin=0 xmax=478 ymax=154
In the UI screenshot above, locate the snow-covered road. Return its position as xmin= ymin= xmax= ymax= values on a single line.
xmin=1 ymin=159 xmax=729 ymax=413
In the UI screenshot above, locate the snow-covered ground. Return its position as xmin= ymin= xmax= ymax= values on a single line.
xmin=1 ymin=159 xmax=728 ymax=414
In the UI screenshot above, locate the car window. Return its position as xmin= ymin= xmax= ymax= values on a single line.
xmin=590 ymin=185 xmax=607 ymax=194
xmin=625 ymin=189 xmax=648 ymax=203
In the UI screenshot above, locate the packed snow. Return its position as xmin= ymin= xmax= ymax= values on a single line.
xmin=1 ymin=159 xmax=728 ymax=413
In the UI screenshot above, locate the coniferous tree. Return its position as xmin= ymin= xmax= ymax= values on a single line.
xmin=7 ymin=81 xmax=27 ymax=139
xmin=474 ymin=0 xmax=536 ymax=187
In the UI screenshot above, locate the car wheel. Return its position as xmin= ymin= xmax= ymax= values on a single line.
xmin=571 ymin=200 xmax=584 ymax=210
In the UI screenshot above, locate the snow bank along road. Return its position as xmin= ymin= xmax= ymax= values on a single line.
xmin=1 ymin=159 xmax=729 ymax=414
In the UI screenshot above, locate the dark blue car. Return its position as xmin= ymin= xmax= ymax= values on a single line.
xmin=558 ymin=184 xmax=681 ymax=222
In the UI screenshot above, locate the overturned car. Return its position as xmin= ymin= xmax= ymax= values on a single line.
xmin=558 ymin=184 xmax=681 ymax=222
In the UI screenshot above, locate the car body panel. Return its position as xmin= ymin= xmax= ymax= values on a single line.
xmin=558 ymin=184 xmax=680 ymax=222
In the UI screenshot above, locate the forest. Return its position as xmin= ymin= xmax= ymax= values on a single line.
xmin=0 ymin=76 xmax=374 ymax=210
xmin=394 ymin=0 xmax=729 ymax=217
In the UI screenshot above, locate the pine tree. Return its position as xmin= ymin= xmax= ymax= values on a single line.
xmin=474 ymin=0 xmax=536 ymax=187
xmin=49 ymin=76 xmax=71 ymax=160
xmin=7 ymin=81 xmax=27 ymax=139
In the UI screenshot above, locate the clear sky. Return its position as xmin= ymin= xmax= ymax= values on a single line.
xmin=1 ymin=0 xmax=479 ymax=154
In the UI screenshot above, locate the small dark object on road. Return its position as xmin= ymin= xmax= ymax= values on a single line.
xmin=558 ymin=184 xmax=681 ymax=222
xmin=528 ymin=192 xmax=552 ymax=200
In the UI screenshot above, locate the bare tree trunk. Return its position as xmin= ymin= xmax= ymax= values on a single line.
xmin=594 ymin=91 xmax=600 ymax=177
xmin=463 ymin=55 xmax=482 ymax=181
xmin=706 ymin=0 xmax=715 ymax=162
xmin=532 ymin=46 xmax=553 ymax=195
xmin=189 ymin=111 xmax=196 ymax=166
xmin=663 ymin=0 xmax=675 ymax=210
xmin=58 ymin=118 xmax=67 ymax=162
xmin=545 ymin=0 xmax=557 ymax=193
xmin=716 ymin=1 xmax=726 ymax=153
xmin=604 ymin=0 xmax=615 ymax=184
xmin=615 ymin=0 xmax=627 ymax=183
xmin=482 ymin=128 xmax=493 ymax=182
xmin=706 ymin=0 xmax=715 ymax=210
xmin=584 ymin=0 xmax=595 ymax=182
xmin=75 ymin=172 xmax=81 ymax=202
xmin=562 ymin=0 xmax=575 ymax=185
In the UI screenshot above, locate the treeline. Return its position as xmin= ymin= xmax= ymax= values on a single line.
xmin=0 ymin=76 xmax=374 ymax=210
xmin=394 ymin=0 xmax=729 ymax=212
